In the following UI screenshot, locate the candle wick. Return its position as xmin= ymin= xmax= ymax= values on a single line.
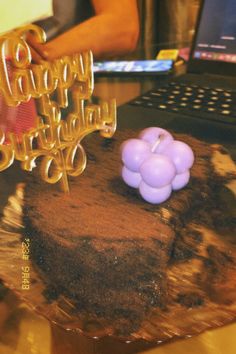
xmin=151 ymin=135 xmax=163 ymax=152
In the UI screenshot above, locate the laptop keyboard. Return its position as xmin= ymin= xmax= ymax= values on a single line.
xmin=129 ymin=81 xmax=236 ymax=125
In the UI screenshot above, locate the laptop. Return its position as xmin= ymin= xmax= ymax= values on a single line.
xmin=118 ymin=0 xmax=236 ymax=159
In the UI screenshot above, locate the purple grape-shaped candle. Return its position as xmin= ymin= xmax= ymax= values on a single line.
xmin=139 ymin=181 xmax=172 ymax=204
xmin=162 ymin=140 xmax=194 ymax=174
xmin=139 ymin=127 xmax=174 ymax=153
xmin=140 ymin=154 xmax=176 ymax=188
xmin=122 ymin=166 xmax=142 ymax=188
xmin=171 ymin=170 xmax=190 ymax=190
xmin=121 ymin=139 xmax=151 ymax=172
xmin=120 ymin=127 xmax=194 ymax=204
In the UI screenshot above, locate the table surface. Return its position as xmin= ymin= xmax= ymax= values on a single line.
xmin=0 ymin=76 xmax=236 ymax=354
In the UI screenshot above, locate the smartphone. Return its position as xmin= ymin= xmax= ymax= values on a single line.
xmin=93 ymin=59 xmax=173 ymax=76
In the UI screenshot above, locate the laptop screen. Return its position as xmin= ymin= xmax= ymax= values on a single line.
xmin=192 ymin=0 xmax=236 ymax=64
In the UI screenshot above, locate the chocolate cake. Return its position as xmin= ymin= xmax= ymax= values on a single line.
xmin=23 ymin=130 xmax=236 ymax=337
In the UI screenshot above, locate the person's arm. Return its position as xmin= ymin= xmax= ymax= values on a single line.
xmin=28 ymin=0 xmax=139 ymax=61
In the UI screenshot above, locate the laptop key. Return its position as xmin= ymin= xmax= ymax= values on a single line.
xmin=145 ymin=102 xmax=154 ymax=107
xmin=223 ymin=92 xmax=232 ymax=97
xmin=130 ymin=100 xmax=143 ymax=105
xmin=157 ymin=104 xmax=167 ymax=109
xmin=150 ymin=92 xmax=162 ymax=97
xmin=221 ymin=110 xmax=231 ymax=115
xmin=206 ymin=107 xmax=217 ymax=112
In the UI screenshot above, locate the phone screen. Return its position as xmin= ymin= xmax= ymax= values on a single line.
xmin=93 ymin=60 xmax=173 ymax=76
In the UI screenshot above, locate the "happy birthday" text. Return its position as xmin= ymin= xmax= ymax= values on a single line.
xmin=0 ymin=24 xmax=116 ymax=191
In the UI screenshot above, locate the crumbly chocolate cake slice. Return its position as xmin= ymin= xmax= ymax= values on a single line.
xmin=23 ymin=129 xmax=236 ymax=336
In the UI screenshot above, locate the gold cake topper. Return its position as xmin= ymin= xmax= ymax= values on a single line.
xmin=0 ymin=25 xmax=116 ymax=192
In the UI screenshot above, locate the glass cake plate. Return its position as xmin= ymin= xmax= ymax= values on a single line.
xmin=0 ymin=145 xmax=236 ymax=345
